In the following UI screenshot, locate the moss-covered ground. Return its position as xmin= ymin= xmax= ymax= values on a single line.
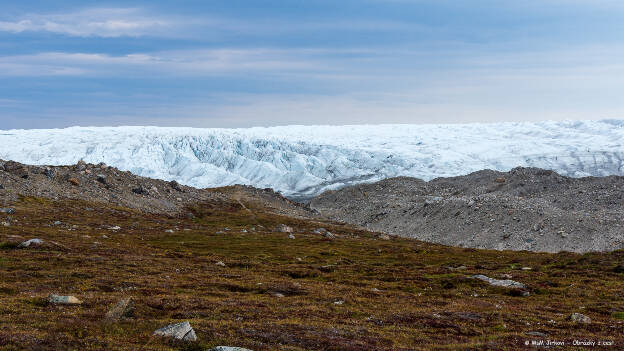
xmin=0 ymin=196 xmax=623 ymax=350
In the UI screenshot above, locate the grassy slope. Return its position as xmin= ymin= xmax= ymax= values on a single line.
xmin=0 ymin=196 xmax=623 ymax=350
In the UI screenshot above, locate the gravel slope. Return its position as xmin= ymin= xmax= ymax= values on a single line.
xmin=310 ymin=167 xmax=624 ymax=253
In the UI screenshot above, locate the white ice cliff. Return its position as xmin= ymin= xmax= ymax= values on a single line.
xmin=0 ymin=120 xmax=622 ymax=198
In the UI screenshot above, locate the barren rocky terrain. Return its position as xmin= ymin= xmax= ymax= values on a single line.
xmin=310 ymin=167 xmax=624 ymax=253
xmin=0 ymin=159 xmax=315 ymax=220
xmin=1 ymin=160 xmax=624 ymax=349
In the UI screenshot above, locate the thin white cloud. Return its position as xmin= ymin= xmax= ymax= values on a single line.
xmin=0 ymin=8 xmax=171 ymax=37
xmin=0 ymin=49 xmax=346 ymax=77
xmin=0 ymin=7 xmax=432 ymax=39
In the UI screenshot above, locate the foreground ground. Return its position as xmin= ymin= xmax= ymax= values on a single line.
xmin=1 ymin=196 xmax=623 ymax=350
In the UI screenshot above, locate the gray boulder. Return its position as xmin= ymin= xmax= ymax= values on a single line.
xmin=275 ymin=224 xmax=293 ymax=233
xmin=2 ymin=161 xmax=23 ymax=172
xmin=154 ymin=321 xmax=197 ymax=341
xmin=18 ymin=238 xmax=44 ymax=248
xmin=569 ymin=313 xmax=591 ymax=324
xmin=48 ymin=294 xmax=82 ymax=305
xmin=105 ymin=298 xmax=134 ymax=321
xmin=43 ymin=168 xmax=55 ymax=179
xmin=472 ymin=274 xmax=526 ymax=289
xmin=96 ymin=174 xmax=107 ymax=184
xmin=75 ymin=160 xmax=87 ymax=171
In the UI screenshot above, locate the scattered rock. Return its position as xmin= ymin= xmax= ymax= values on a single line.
xmin=170 ymin=180 xmax=183 ymax=192
xmin=288 ymin=234 xmax=295 ymax=239
xmin=18 ymin=238 xmax=44 ymax=248
xmin=109 ymin=226 xmax=121 ymax=231
xmin=313 ymin=228 xmax=328 ymax=234
xmin=215 ymin=261 xmax=226 ymax=267
xmin=447 ymin=265 xmax=467 ymax=271
xmin=526 ymin=331 xmax=548 ymax=337
xmin=208 ymin=347 xmax=253 ymax=351
xmin=471 ymin=274 xmax=526 ymax=290
xmin=17 ymin=239 xmax=43 ymax=248
xmin=495 ymin=177 xmax=505 ymax=183
xmin=75 ymin=160 xmax=87 ymax=171
xmin=2 ymin=161 xmax=23 ymax=172
xmin=48 ymin=294 xmax=82 ymax=305
xmin=43 ymin=168 xmax=55 ymax=179
xmin=569 ymin=313 xmax=591 ymax=324
xmin=105 ymin=298 xmax=134 ymax=321
xmin=0 ymin=207 xmax=15 ymax=214
xmin=275 ymin=224 xmax=293 ymax=233
xmin=164 ymin=229 xmax=174 ymax=233
xmin=333 ymin=300 xmax=345 ymax=305
xmin=96 ymin=174 xmax=107 ymax=184
xmin=153 ymin=321 xmax=197 ymax=341
xmin=132 ymin=186 xmax=148 ymax=195
xmin=323 ymin=231 xmax=336 ymax=239
xmin=270 ymin=291 xmax=285 ymax=298
xmin=68 ymin=178 xmax=80 ymax=186
xmin=378 ymin=234 xmax=391 ymax=240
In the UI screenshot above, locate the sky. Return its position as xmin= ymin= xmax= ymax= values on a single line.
xmin=1 ymin=0 xmax=623 ymax=129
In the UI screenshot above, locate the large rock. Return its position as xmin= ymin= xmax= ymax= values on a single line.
xmin=2 ymin=161 xmax=23 ymax=172
xmin=132 ymin=186 xmax=149 ymax=195
xmin=275 ymin=224 xmax=293 ymax=233
xmin=96 ymin=174 xmax=108 ymax=185
xmin=75 ymin=160 xmax=87 ymax=171
xmin=153 ymin=321 xmax=197 ymax=341
xmin=170 ymin=180 xmax=183 ymax=192
xmin=105 ymin=298 xmax=134 ymax=321
xmin=0 ymin=208 xmax=15 ymax=214
xmin=569 ymin=313 xmax=591 ymax=324
xmin=48 ymin=294 xmax=82 ymax=305
xmin=18 ymin=238 xmax=44 ymax=248
xmin=472 ymin=274 xmax=526 ymax=289
xmin=43 ymin=167 xmax=55 ymax=179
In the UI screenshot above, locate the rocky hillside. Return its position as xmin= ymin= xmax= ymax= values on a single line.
xmin=0 ymin=159 xmax=316 ymax=220
xmin=4 ymin=158 xmax=624 ymax=254
xmin=310 ymin=167 xmax=624 ymax=253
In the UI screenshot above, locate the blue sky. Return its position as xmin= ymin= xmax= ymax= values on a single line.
xmin=1 ymin=0 xmax=623 ymax=129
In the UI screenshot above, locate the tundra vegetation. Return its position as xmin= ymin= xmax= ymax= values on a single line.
xmin=0 ymin=195 xmax=623 ymax=350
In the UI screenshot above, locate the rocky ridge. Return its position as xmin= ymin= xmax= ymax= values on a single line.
xmin=310 ymin=167 xmax=624 ymax=253
xmin=0 ymin=159 xmax=316 ymax=219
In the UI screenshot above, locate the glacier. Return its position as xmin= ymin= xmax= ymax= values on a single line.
xmin=0 ymin=120 xmax=623 ymax=198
